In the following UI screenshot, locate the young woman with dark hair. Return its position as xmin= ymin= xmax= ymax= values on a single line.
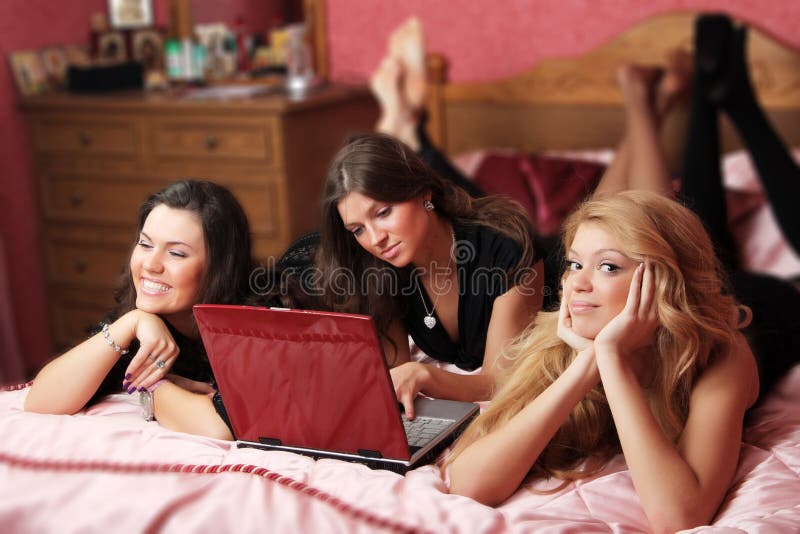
xmin=25 ymin=180 xmax=255 ymax=438
xmin=317 ymin=133 xmax=545 ymax=418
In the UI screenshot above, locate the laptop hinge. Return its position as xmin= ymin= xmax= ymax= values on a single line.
xmin=357 ymin=449 xmax=383 ymax=459
xmin=259 ymin=437 xmax=283 ymax=446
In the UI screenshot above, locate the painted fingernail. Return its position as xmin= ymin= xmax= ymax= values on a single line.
xmin=122 ymin=381 xmax=130 ymax=389
xmin=138 ymin=387 xmax=146 ymax=392
xmin=127 ymin=386 xmax=136 ymax=394
xmin=125 ymin=373 xmax=132 ymax=380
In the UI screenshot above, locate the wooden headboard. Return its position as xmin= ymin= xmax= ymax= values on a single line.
xmin=424 ymin=12 xmax=800 ymax=172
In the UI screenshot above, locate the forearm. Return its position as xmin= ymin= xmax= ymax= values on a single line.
xmin=598 ymin=353 xmax=712 ymax=532
xmin=153 ymin=382 xmax=233 ymax=440
xmin=448 ymin=349 xmax=598 ymax=505
xmin=25 ymin=312 xmax=139 ymax=414
xmin=419 ymin=367 xmax=495 ymax=402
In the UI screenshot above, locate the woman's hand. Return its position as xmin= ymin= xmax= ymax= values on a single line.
xmin=594 ymin=262 xmax=658 ymax=358
xmin=124 ymin=311 xmax=180 ymax=392
xmin=557 ymin=296 xmax=592 ymax=351
xmin=390 ymin=362 xmax=432 ymax=420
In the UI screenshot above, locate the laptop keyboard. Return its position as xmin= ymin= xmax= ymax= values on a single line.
xmin=402 ymin=416 xmax=452 ymax=448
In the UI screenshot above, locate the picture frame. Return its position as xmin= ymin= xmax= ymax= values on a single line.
xmin=107 ymin=0 xmax=154 ymax=30
xmin=40 ymin=46 xmax=69 ymax=89
xmin=131 ymin=28 xmax=164 ymax=71
xmin=97 ymin=31 xmax=128 ymax=64
xmin=64 ymin=45 xmax=92 ymax=68
xmin=8 ymin=50 xmax=49 ymax=96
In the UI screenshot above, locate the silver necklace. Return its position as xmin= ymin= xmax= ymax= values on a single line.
xmin=418 ymin=229 xmax=456 ymax=329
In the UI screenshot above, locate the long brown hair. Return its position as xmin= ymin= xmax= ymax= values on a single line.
xmin=445 ymin=190 xmax=746 ymax=482
xmin=316 ymin=133 xmax=536 ymax=351
xmin=112 ymin=180 xmax=255 ymax=325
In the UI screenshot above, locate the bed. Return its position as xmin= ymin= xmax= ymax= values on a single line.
xmin=2 ymin=12 xmax=799 ymax=533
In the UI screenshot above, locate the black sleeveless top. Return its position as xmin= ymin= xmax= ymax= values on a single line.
xmin=404 ymin=223 xmax=541 ymax=371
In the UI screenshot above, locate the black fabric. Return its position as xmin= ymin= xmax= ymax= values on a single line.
xmin=416 ymin=113 xmax=486 ymax=198
xmin=89 ymin=319 xmax=212 ymax=405
xmin=683 ymin=14 xmax=800 ymax=398
xmin=404 ymin=222 xmax=538 ymax=371
xmin=732 ymin=271 xmax=800 ymax=398
xmin=212 ymin=390 xmax=235 ymax=436
xmin=276 ymin=231 xmax=320 ymax=270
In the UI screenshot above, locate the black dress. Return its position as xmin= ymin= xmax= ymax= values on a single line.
xmin=404 ymin=222 xmax=542 ymax=371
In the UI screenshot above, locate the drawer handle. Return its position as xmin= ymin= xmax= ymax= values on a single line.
xmin=69 ymin=191 xmax=84 ymax=207
xmin=73 ymin=258 xmax=88 ymax=273
xmin=204 ymin=135 xmax=219 ymax=150
xmin=78 ymin=131 xmax=92 ymax=147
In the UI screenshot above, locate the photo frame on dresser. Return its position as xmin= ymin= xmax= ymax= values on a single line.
xmin=8 ymin=50 xmax=49 ymax=96
xmin=107 ymin=0 xmax=154 ymax=29
xmin=40 ymin=47 xmax=70 ymax=89
xmin=131 ymin=28 xmax=164 ymax=71
xmin=96 ymin=31 xmax=128 ymax=64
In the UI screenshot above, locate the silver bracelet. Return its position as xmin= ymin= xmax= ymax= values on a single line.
xmin=100 ymin=322 xmax=129 ymax=356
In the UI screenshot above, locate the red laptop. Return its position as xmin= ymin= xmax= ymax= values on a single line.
xmin=193 ymin=304 xmax=479 ymax=473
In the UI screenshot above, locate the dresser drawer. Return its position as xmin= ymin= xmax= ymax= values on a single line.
xmin=44 ymin=240 xmax=130 ymax=288
xmin=228 ymin=182 xmax=285 ymax=237
xmin=40 ymin=177 xmax=166 ymax=225
xmin=49 ymin=287 xmax=114 ymax=351
xmin=32 ymin=117 xmax=141 ymax=156
xmin=151 ymin=117 xmax=279 ymax=164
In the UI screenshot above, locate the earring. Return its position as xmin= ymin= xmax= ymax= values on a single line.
xmin=423 ymin=200 xmax=434 ymax=211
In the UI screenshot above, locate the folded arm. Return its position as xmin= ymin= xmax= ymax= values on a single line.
xmin=24 ymin=310 xmax=178 ymax=414
xmin=447 ymin=346 xmax=598 ymax=505
xmin=597 ymin=334 xmax=757 ymax=534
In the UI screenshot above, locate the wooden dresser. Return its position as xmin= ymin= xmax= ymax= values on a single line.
xmin=21 ymin=85 xmax=377 ymax=351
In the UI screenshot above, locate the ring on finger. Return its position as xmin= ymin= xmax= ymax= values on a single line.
xmin=147 ymin=354 xmax=156 ymax=361
xmin=155 ymin=359 xmax=167 ymax=369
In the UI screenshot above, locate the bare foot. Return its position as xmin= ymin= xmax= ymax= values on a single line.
xmin=370 ymin=55 xmax=418 ymax=149
xmin=388 ymin=16 xmax=427 ymax=111
xmin=616 ymin=63 xmax=662 ymax=114
xmin=656 ymin=49 xmax=692 ymax=116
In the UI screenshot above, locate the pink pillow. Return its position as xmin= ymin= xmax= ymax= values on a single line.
xmin=470 ymin=152 xmax=605 ymax=236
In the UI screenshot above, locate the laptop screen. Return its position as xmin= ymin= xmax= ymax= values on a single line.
xmin=194 ymin=305 xmax=411 ymax=460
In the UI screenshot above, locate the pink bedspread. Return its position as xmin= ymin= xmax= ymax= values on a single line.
xmin=1 ymin=366 xmax=799 ymax=533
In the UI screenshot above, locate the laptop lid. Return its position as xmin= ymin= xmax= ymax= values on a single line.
xmin=193 ymin=304 xmax=412 ymax=460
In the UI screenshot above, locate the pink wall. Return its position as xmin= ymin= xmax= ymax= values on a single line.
xmin=326 ymin=0 xmax=800 ymax=83
xmin=0 ymin=0 xmax=107 ymax=382
xmin=0 ymin=0 xmax=278 ymax=383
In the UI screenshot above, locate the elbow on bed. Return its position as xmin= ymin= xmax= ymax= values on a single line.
xmin=448 ymin=476 xmax=509 ymax=507
xmin=22 ymin=392 xmax=81 ymax=416
xmin=647 ymin=508 xmax=712 ymax=534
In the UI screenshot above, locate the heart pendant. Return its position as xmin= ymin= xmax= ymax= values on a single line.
xmin=423 ymin=315 xmax=437 ymax=329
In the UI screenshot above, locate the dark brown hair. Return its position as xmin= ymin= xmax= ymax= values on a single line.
xmin=316 ymin=133 xmax=536 ymax=346
xmin=112 ymin=180 xmax=255 ymax=324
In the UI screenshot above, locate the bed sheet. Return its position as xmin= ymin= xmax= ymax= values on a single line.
xmin=1 ymin=364 xmax=798 ymax=533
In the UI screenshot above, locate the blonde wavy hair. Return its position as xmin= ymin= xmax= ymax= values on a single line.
xmin=444 ymin=190 xmax=748 ymax=483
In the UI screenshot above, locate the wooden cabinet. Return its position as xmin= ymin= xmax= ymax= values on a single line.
xmin=22 ymin=85 xmax=377 ymax=351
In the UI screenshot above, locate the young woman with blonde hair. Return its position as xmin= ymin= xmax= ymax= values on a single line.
xmin=445 ymin=191 xmax=759 ymax=534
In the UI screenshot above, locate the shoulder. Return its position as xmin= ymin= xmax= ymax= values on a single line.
xmin=691 ymin=332 xmax=759 ymax=411
xmin=457 ymin=223 xmax=525 ymax=264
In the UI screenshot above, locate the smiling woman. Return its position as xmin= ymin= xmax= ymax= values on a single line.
xmin=24 ymin=180 xmax=254 ymax=438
